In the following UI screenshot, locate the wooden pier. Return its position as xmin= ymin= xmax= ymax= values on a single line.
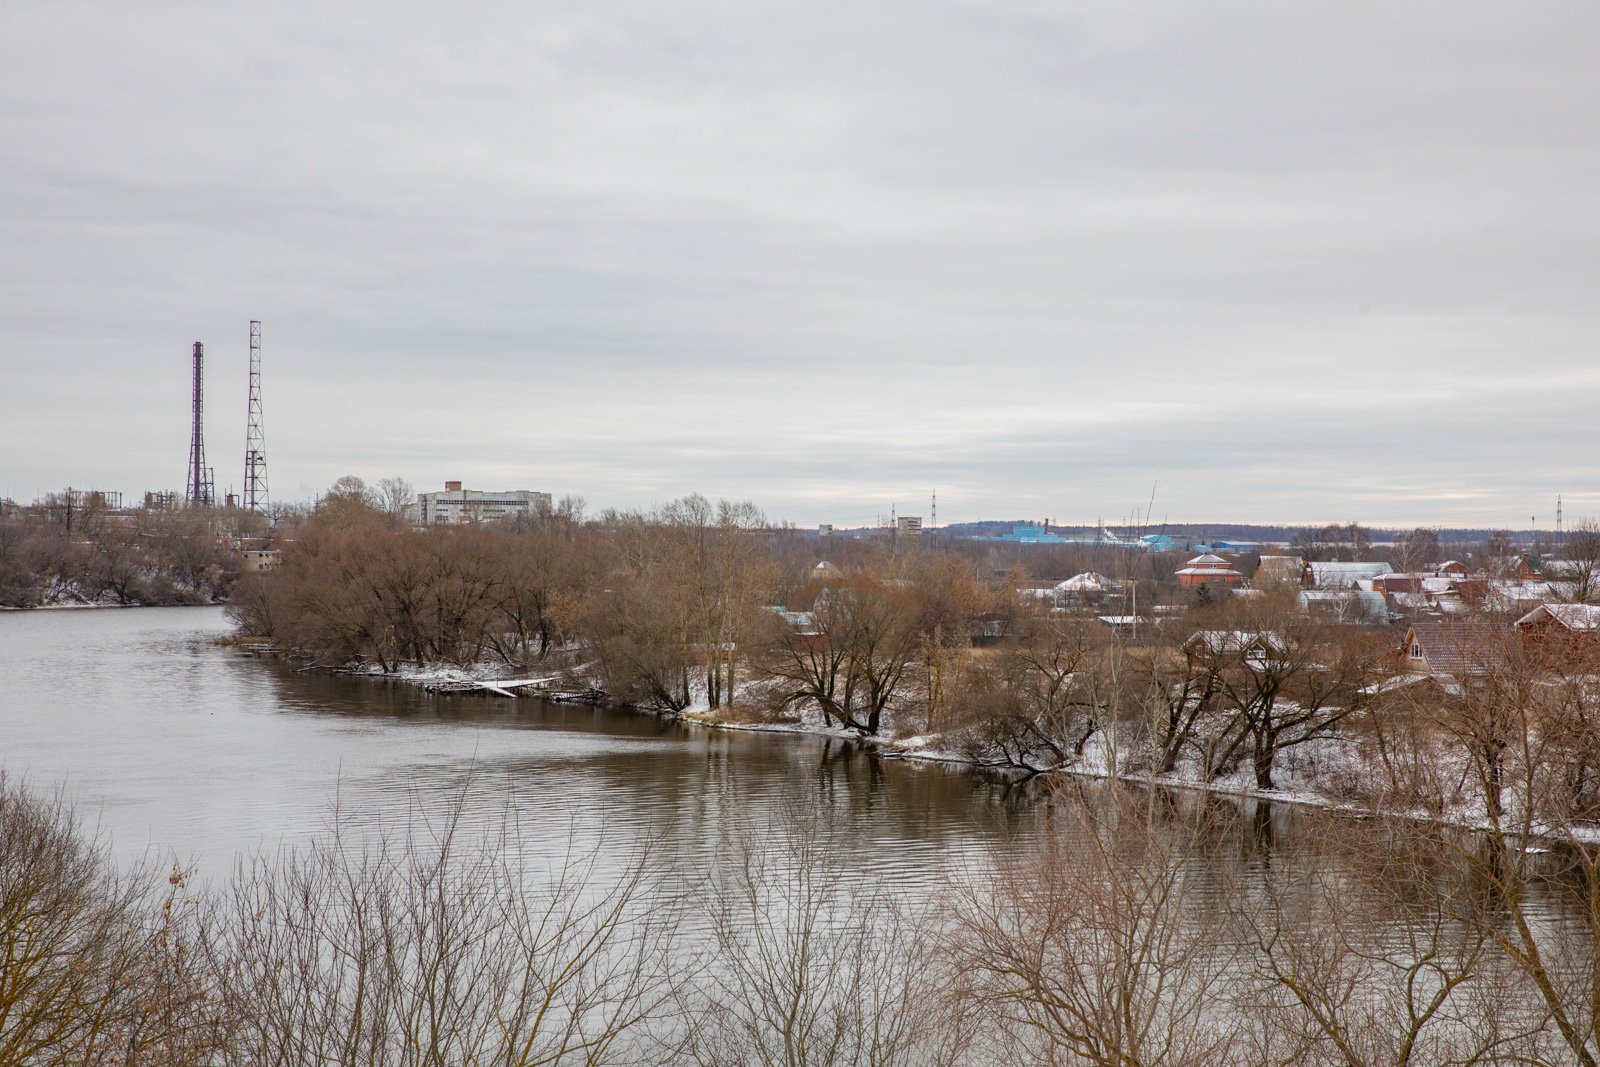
xmin=421 ymin=677 xmax=602 ymax=703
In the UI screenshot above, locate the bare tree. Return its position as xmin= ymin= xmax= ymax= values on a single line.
xmin=212 ymin=808 xmax=682 ymax=1066
xmin=1379 ymin=618 xmax=1600 ymax=1064
xmin=488 ymin=524 xmax=591 ymax=663
xmin=0 ymin=776 xmax=220 ymax=1065
xmin=1556 ymin=518 xmax=1600 ymax=604
xmin=310 ymin=476 xmax=388 ymax=530
xmin=681 ymin=808 xmax=973 ymax=1067
xmin=1393 ymin=527 xmax=1442 ymax=575
xmin=952 ymin=786 xmax=1243 ymax=1066
xmin=1290 ymin=523 xmax=1373 ymax=563
xmin=377 ymin=476 xmax=415 ymax=520
xmin=1175 ymin=601 xmax=1376 ymax=790
xmin=948 ymin=607 xmax=1104 ymax=773
xmin=653 ymin=495 xmax=777 ymax=711
xmin=1229 ymin=816 xmax=1535 ymax=1066
xmin=765 ymin=573 xmax=924 ymax=735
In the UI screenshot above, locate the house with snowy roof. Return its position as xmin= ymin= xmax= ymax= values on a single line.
xmin=1486 ymin=579 xmax=1570 ymax=615
xmin=1303 ymin=560 xmax=1393 ymax=589
xmin=1182 ymin=629 xmax=1291 ymax=668
xmin=1370 ymin=572 xmax=1485 ymax=617
xmin=763 ymin=605 xmax=822 ymax=638
xmin=1298 ymin=588 xmax=1389 ymax=625
xmin=1048 ymin=572 xmax=1123 ymax=606
xmin=1514 ymin=603 xmax=1600 ymax=662
xmin=1175 ymin=553 xmax=1244 ymax=587
xmin=1057 ymin=571 xmax=1117 ymax=593
xmin=1017 ymin=573 xmax=1125 ymax=609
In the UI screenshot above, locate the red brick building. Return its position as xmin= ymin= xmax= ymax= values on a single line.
xmin=1514 ymin=603 xmax=1600 ymax=663
xmin=1174 ymin=553 xmax=1243 ymax=587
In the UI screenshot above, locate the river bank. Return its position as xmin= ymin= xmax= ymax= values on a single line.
xmin=284 ymin=649 xmax=1519 ymax=838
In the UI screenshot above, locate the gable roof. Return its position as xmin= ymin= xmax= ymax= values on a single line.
xmin=1256 ymin=555 xmax=1305 ymax=580
xmin=1514 ymin=603 xmax=1600 ymax=632
xmin=1402 ymin=619 xmax=1517 ymax=677
xmin=1306 ymin=561 xmax=1394 ymax=588
xmin=1298 ymin=588 xmax=1390 ymax=623
xmin=1183 ymin=629 xmax=1291 ymax=659
xmin=1057 ymin=571 xmax=1119 ymax=592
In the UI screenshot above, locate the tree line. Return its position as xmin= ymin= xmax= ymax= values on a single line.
xmin=226 ymin=481 xmax=1600 ymax=812
xmin=0 ymin=495 xmax=262 ymax=608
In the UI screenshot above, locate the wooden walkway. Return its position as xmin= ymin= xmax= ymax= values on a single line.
xmin=422 ymin=677 xmax=602 ymax=703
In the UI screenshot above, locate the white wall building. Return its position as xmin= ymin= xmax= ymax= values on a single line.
xmin=414 ymin=481 xmax=552 ymax=525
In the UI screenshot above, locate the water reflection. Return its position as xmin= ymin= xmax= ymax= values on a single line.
xmin=0 ymin=607 xmax=1045 ymax=893
xmin=7 ymin=607 xmax=1577 ymax=925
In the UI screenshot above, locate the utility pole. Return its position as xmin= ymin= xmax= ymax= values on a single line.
xmin=243 ymin=321 xmax=269 ymax=512
xmin=186 ymin=342 xmax=215 ymax=506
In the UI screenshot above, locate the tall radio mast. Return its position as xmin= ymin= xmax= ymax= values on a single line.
xmin=185 ymin=341 xmax=215 ymax=506
xmin=243 ymin=320 xmax=269 ymax=511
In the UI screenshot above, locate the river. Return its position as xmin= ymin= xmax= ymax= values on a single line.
xmin=0 ymin=605 xmax=1045 ymax=885
xmin=7 ymin=605 xmax=1596 ymax=1063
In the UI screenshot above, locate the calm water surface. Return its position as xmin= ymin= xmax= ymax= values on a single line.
xmin=0 ymin=606 xmax=1046 ymax=886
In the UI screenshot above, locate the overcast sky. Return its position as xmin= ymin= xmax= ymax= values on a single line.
xmin=2 ymin=2 xmax=1597 ymax=528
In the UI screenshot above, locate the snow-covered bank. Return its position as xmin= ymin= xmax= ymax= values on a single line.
xmin=262 ymin=653 xmax=1599 ymax=843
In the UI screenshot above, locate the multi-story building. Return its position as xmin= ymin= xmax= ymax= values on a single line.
xmin=1174 ymin=553 xmax=1244 ymax=587
xmin=413 ymin=481 xmax=552 ymax=525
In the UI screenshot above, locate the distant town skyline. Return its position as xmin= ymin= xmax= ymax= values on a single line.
xmin=4 ymin=3 xmax=1598 ymax=528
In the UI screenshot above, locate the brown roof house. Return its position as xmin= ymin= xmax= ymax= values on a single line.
xmin=1255 ymin=555 xmax=1305 ymax=587
xmin=1514 ymin=603 xmax=1600 ymax=665
xmin=1398 ymin=619 xmax=1518 ymax=680
xmin=1175 ymin=553 xmax=1244 ymax=588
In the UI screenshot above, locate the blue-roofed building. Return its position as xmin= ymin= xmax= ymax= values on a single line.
xmin=967 ymin=523 xmax=1075 ymax=544
xmin=967 ymin=523 xmax=1151 ymax=547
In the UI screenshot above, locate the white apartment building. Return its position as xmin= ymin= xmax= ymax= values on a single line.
xmin=414 ymin=481 xmax=552 ymax=525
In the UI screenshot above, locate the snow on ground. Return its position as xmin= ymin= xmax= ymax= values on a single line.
xmin=328 ymin=657 xmax=1600 ymax=840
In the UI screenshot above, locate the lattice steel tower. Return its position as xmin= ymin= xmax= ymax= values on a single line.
xmin=185 ymin=341 xmax=215 ymax=506
xmin=243 ymin=320 xmax=269 ymax=511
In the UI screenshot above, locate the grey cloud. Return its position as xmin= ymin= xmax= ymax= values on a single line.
xmin=2 ymin=1 xmax=1597 ymax=526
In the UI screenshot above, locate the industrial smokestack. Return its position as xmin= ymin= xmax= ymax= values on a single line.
xmin=185 ymin=342 xmax=215 ymax=506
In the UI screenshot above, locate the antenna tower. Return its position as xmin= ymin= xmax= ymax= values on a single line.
xmin=1557 ymin=495 xmax=1565 ymax=546
xmin=931 ymin=489 xmax=937 ymax=531
xmin=185 ymin=341 xmax=215 ymax=506
xmin=243 ymin=320 xmax=269 ymax=511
